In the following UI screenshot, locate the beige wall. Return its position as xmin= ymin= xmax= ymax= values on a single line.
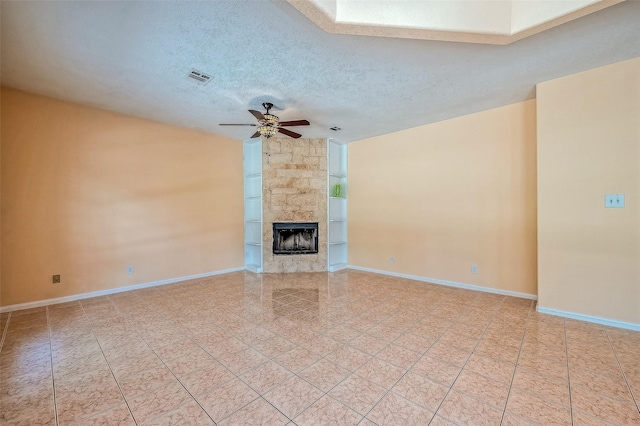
xmin=348 ymin=100 xmax=537 ymax=296
xmin=1 ymin=88 xmax=244 ymax=307
xmin=537 ymin=58 xmax=640 ymax=324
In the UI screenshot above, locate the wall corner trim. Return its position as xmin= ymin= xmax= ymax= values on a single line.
xmin=347 ymin=265 xmax=537 ymax=300
xmin=536 ymin=306 xmax=640 ymax=331
xmin=0 ymin=267 xmax=246 ymax=313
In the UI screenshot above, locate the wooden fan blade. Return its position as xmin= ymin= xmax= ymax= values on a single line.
xmin=249 ymin=110 xmax=264 ymax=120
xmin=250 ymin=131 xmax=261 ymax=138
xmin=279 ymin=120 xmax=310 ymax=127
xmin=278 ymin=128 xmax=302 ymax=139
xmin=219 ymin=123 xmax=257 ymax=126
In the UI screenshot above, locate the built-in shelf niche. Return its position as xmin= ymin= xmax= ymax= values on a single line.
xmin=243 ymin=138 xmax=263 ymax=273
xmin=328 ymin=139 xmax=348 ymax=271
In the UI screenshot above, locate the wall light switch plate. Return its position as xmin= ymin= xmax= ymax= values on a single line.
xmin=126 ymin=266 xmax=134 ymax=274
xmin=605 ymin=194 xmax=625 ymax=208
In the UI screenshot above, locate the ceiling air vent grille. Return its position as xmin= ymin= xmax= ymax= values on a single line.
xmin=186 ymin=69 xmax=213 ymax=85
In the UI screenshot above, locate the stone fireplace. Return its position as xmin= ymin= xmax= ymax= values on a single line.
xmin=262 ymin=138 xmax=327 ymax=273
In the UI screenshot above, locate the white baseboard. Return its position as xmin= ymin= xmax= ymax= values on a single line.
xmin=0 ymin=267 xmax=245 ymax=313
xmin=347 ymin=265 xmax=538 ymax=300
xmin=328 ymin=262 xmax=348 ymax=272
xmin=536 ymin=306 xmax=640 ymax=331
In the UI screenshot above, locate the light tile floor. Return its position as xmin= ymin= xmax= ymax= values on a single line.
xmin=1 ymin=270 xmax=639 ymax=425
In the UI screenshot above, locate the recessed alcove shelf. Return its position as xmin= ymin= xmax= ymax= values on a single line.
xmin=243 ymin=138 xmax=263 ymax=273
xmin=327 ymin=138 xmax=348 ymax=271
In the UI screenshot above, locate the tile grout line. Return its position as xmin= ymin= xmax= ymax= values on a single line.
xmin=217 ymin=307 xmax=315 ymax=423
xmin=113 ymin=296 xmax=235 ymax=425
xmin=0 ymin=312 xmax=11 ymax=352
xmin=497 ymin=299 xmax=534 ymax=426
xmin=239 ymin=351 xmax=316 ymax=423
xmin=240 ymin=290 xmax=408 ymax=420
xmin=563 ymin=318 xmax=574 ymax=426
xmin=355 ymin=291 xmax=506 ymax=425
xmin=387 ymin=282 xmax=591 ymax=410
xmin=189 ymin=325 xmax=291 ymax=423
xmin=10 ymin=282 xmax=394 ymax=426
xmin=605 ymin=329 xmax=640 ymax=414
xmin=109 ymin=295 xmax=215 ymax=425
xmin=78 ymin=301 xmax=140 ymax=425
xmin=208 ymin=301 xmax=333 ymax=423
xmin=285 ymin=287 xmax=449 ymax=423
xmin=253 ymin=397 xmax=294 ymax=425
xmin=430 ymin=295 xmax=516 ymax=425
xmin=7 ymin=273 xmax=639 ymax=425
xmin=3 ymin=282 xmax=410 ymax=424
xmin=45 ymin=307 xmax=60 ymax=426
xmin=501 ymin=320 xmax=590 ymax=420
xmin=327 ymin=289 xmax=453 ymax=421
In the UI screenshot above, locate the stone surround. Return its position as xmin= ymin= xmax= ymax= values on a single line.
xmin=262 ymin=138 xmax=327 ymax=273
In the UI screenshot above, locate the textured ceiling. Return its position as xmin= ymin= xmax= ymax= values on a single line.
xmin=1 ymin=0 xmax=639 ymax=143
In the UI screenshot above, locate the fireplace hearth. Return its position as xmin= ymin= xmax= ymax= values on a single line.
xmin=273 ymin=222 xmax=319 ymax=255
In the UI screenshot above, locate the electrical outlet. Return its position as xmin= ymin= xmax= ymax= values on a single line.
xmin=471 ymin=265 xmax=478 ymax=274
xmin=605 ymin=194 xmax=625 ymax=208
xmin=126 ymin=266 xmax=134 ymax=274
xmin=52 ymin=274 xmax=61 ymax=284
xmin=390 ymin=256 xmax=395 ymax=263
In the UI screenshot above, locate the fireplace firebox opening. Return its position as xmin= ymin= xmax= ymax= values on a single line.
xmin=273 ymin=222 xmax=318 ymax=255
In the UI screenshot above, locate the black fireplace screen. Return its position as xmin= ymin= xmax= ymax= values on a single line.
xmin=273 ymin=222 xmax=318 ymax=255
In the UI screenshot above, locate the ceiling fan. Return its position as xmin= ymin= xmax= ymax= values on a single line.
xmin=219 ymin=102 xmax=310 ymax=139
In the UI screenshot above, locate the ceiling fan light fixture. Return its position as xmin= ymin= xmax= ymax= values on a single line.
xmin=263 ymin=113 xmax=279 ymax=125
xmin=258 ymin=113 xmax=280 ymax=138
xmin=258 ymin=125 xmax=278 ymax=138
